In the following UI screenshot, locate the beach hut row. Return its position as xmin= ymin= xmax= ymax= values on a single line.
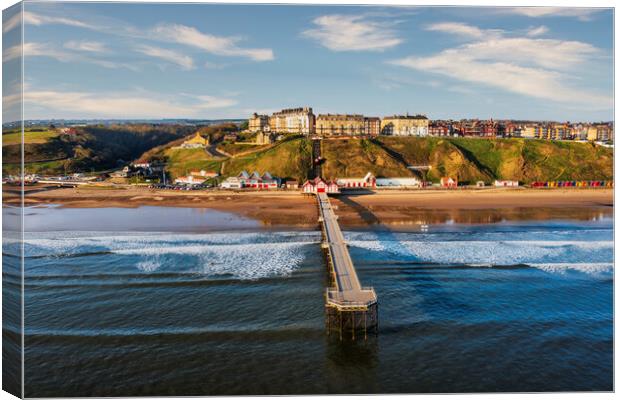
xmin=530 ymin=180 xmax=613 ymax=188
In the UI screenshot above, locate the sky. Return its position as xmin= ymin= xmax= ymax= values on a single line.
xmin=2 ymin=3 xmax=614 ymax=122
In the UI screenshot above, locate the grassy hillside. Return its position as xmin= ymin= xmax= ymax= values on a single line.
xmin=3 ymin=124 xmax=192 ymax=175
xmin=372 ymin=137 xmax=613 ymax=183
xmin=163 ymin=148 xmax=223 ymax=178
xmin=222 ymin=138 xmax=312 ymax=181
xmin=321 ymin=138 xmax=414 ymax=180
xmin=11 ymin=125 xmax=609 ymax=184
xmin=144 ymin=137 xmax=312 ymax=182
xmin=2 ymin=128 xmax=60 ymax=145
xmin=217 ymin=142 xmax=269 ymax=156
xmin=143 ymin=135 xmax=613 ymax=184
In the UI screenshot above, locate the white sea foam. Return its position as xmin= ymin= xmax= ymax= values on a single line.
xmin=136 ymin=260 xmax=161 ymax=273
xmin=23 ymin=231 xmax=320 ymax=257
xmin=348 ymin=237 xmax=613 ymax=270
xmin=23 ymin=231 xmax=318 ymax=280
xmin=527 ymin=263 xmax=614 ymax=275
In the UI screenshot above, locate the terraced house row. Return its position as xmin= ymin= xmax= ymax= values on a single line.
xmin=249 ymin=107 xmax=429 ymax=137
xmin=248 ymin=108 xmax=613 ymax=143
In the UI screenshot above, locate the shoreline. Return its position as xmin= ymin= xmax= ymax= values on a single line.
xmin=6 ymin=185 xmax=614 ymax=227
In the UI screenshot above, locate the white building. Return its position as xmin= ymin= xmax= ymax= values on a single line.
xmin=336 ymin=172 xmax=376 ymax=188
xmin=376 ymin=177 xmax=421 ymax=188
xmin=189 ymin=170 xmax=219 ymax=178
xmin=269 ymin=107 xmax=315 ymax=135
xmin=220 ymin=170 xmax=279 ymax=189
xmin=175 ymin=175 xmax=207 ymax=186
xmin=494 ymin=180 xmax=519 ymax=187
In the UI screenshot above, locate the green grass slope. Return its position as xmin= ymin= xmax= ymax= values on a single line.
xmin=2 ymin=129 xmax=60 ymax=145
xmin=222 ymin=138 xmax=312 ymax=181
xmin=163 ymin=148 xmax=223 ymax=178
xmin=3 ymin=125 xmax=192 ymax=175
xmin=321 ymin=138 xmax=414 ymax=179
xmin=375 ymin=137 xmax=613 ymax=183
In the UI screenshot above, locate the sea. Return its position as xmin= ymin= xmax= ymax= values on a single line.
xmin=2 ymin=205 xmax=613 ymax=396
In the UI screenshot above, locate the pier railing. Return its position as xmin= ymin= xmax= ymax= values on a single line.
xmin=315 ymin=191 xmax=378 ymax=338
xmin=326 ymin=288 xmax=377 ymax=309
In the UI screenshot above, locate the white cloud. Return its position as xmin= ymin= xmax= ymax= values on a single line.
xmin=152 ymin=23 xmax=274 ymax=61
xmin=526 ymin=25 xmax=549 ymax=37
xmin=64 ymin=40 xmax=108 ymax=53
xmin=389 ymin=23 xmax=611 ymax=109
xmin=420 ymin=22 xmax=598 ymax=70
xmin=3 ymin=12 xmax=21 ymax=33
xmin=501 ymin=7 xmax=603 ymax=21
xmin=135 ymin=45 xmax=195 ymax=70
xmin=454 ymin=37 xmax=599 ymax=70
xmin=391 ymin=54 xmax=609 ymax=108
xmin=4 ymin=11 xmax=89 ymax=33
xmin=5 ymin=11 xmax=273 ymax=64
xmin=3 ymin=42 xmax=138 ymax=71
xmin=4 ymin=42 xmax=68 ymax=63
xmin=426 ymin=22 xmax=501 ymax=39
xmin=23 ymin=11 xmax=89 ymax=29
xmin=23 ymin=89 xmax=238 ymax=119
xmin=302 ymin=14 xmax=402 ymax=52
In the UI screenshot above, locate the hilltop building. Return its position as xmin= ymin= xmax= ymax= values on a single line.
xmin=381 ymin=114 xmax=429 ymax=136
xmin=180 ymin=132 xmax=209 ymax=149
xmin=428 ymin=121 xmax=451 ymax=136
xmin=520 ymin=125 xmax=537 ymax=139
xmin=534 ymin=124 xmax=572 ymax=141
xmin=256 ymin=131 xmax=275 ymax=145
xmin=249 ymin=113 xmax=270 ymax=132
xmin=316 ymin=114 xmax=366 ymax=136
xmin=592 ymin=124 xmax=613 ymax=142
xmin=269 ymin=107 xmax=315 ymax=135
xmin=365 ymin=117 xmax=381 ymax=136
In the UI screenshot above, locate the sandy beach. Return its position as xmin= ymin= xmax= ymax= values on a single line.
xmin=5 ymin=185 xmax=613 ymax=227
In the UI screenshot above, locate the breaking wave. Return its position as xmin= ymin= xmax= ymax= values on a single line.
xmin=22 ymin=231 xmax=321 ymax=280
xmin=345 ymin=230 xmax=613 ymax=275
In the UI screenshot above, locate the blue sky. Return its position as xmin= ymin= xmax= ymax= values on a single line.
xmin=2 ymin=3 xmax=614 ymax=121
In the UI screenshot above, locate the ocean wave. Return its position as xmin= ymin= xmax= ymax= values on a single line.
xmin=347 ymin=238 xmax=613 ymax=269
xmin=94 ymin=242 xmax=310 ymax=280
xmin=527 ymin=263 xmax=614 ymax=275
xmin=23 ymin=231 xmax=319 ymax=280
xmin=23 ymin=231 xmax=320 ymax=257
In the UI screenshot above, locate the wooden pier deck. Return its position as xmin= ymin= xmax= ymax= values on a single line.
xmin=316 ymin=192 xmax=378 ymax=339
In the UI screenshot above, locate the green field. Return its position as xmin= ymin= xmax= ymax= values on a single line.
xmin=2 ymin=129 xmax=59 ymax=146
xmin=163 ymin=148 xmax=223 ymax=178
xmin=3 ymin=159 xmax=66 ymax=175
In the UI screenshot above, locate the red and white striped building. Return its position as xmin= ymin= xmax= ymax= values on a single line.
xmin=336 ymin=172 xmax=376 ymax=189
xmin=302 ymin=177 xmax=339 ymax=194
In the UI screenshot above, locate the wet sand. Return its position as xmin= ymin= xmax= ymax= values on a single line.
xmin=5 ymin=185 xmax=614 ymax=227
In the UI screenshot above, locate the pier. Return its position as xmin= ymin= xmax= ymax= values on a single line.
xmin=316 ymin=192 xmax=378 ymax=339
